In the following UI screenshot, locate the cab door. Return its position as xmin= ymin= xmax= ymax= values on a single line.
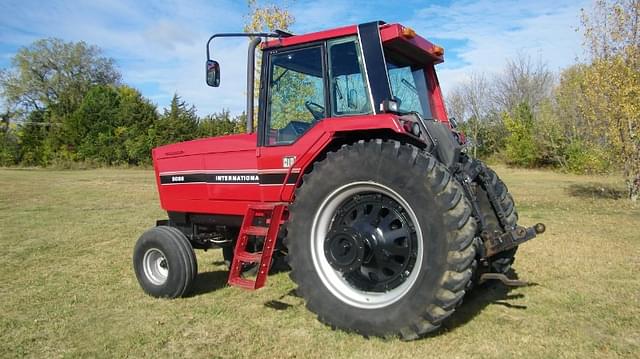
xmin=256 ymin=43 xmax=328 ymax=202
xmin=257 ymin=37 xmax=372 ymax=202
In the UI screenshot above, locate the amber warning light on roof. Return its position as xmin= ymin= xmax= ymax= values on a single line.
xmin=400 ymin=26 xmax=444 ymax=57
xmin=401 ymin=26 xmax=417 ymax=38
xmin=432 ymin=45 xmax=445 ymax=57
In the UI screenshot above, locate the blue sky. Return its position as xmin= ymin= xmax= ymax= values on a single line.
xmin=0 ymin=0 xmax=589 ymax=115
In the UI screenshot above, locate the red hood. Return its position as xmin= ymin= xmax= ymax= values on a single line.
xmin=153 ymin=133 xmax=257 ymax=160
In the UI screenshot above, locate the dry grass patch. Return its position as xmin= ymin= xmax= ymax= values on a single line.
xmin=0 ymin=167 xmax=638 ymax=358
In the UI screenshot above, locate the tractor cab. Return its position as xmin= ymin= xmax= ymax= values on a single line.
xmin=206 ymin=21 xmax=450 ymax=147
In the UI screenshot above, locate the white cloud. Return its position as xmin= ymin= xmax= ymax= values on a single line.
xmin=406 ymin=0 xmax=588 ymax=95
xmin=0 ymin=0 xmax=249 ymax=115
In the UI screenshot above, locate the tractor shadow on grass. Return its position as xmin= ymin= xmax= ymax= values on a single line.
xmin=437 ymin=269 xmax=537 ymax=335
xmin=187 ymin=270 xmax=230 ymax=297
xmin=567 ymin=183 xmax=626 ymax=200
xmin=264 ymin=289 xmax=300 ymax=311
xmin=188 ymin=260 xmax=292 ymax=298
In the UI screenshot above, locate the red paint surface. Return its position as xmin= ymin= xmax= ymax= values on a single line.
xmin=153 ymin=115 xmax=407 ymax=216
xmin=379 ymin=24 xmax=444 ymax=64
xmin=263 ymin=25 xmax=358 ymax=49
xmin=425 ymin=65 xmax=449 ymax=123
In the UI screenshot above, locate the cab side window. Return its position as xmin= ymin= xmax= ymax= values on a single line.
xmin=266 ymin=46 xmax=325 ymax=145
xmin=328 ymin=37 xmax=371 ymax=116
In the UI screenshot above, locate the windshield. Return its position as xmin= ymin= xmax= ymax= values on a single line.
xmin=384 ymin=51 xmax=432 ymax=118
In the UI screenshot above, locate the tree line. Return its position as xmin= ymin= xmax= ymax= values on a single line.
xmin=0 ymin=0 xmax=285 ymax=168
xmin=0 ymin=38 xmax=246 ymax=167
xmin=0 ymin=0 xmax=637 ymax=199
xmin=447 ymin=0 xmax=639 ymax=200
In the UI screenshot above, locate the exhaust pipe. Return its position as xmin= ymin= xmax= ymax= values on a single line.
xmin=246 ymin=37 xmax=261 ymax=134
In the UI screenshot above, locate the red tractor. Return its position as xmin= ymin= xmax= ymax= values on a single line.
xmin=133 ymin=21 xmax=545 ymax=339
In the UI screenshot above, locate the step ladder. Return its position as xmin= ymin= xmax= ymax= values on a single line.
xmin=227 ymin=203 xmax=286 ymax=290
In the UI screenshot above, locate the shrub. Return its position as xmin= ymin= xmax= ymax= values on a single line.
xmin=565 ymin=140 xmax=610 ymax=174
xmin=503 ymin=103 xmax=538 ymax=167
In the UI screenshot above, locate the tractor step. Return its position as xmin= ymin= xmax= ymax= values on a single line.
xmin=228 ymin=277 xmax=261 ymax=289
xmin=234 ymin=250 xmax=262 ymax=263
xmin=227 ymin=203 xmax=286 ymax=290
xmin=244 ymin=226 xmax=269 ymax=237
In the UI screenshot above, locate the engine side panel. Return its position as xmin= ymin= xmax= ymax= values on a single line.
xmin=154 ymin=133 xmax=260 ymax=216
xmin=152 ymin=115 xmax=412 ymax=216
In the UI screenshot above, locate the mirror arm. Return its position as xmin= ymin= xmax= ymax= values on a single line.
xmin=205 ymin=32 xmax=283 ymax=134
xmin=206 ymin=32 xmax=281 ymax=61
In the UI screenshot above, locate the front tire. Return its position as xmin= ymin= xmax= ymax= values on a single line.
xmin=286 ymin=140 xmax=476 ymax=339
xmin=133 ymin=226 xmax=197 ymax=298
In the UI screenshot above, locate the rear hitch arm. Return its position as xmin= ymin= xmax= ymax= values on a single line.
xmin=482 ymin=223 xmax=546 ymax=258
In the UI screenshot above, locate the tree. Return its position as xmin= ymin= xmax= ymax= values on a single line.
xmin=269 ymin=65 xmax=320 ymax=129
xmin=447 ymin=55 xmax=560 ymax=165
xmin=533 ymin=99 xmax=564 ymax=167
xmin=156 ymin=94 xmax=199 ymax=146
xmin=244 ymin=0 xmax=294 ymax=34
xmin=552 ymin=65 xmax=611 ymax=173
xmin=69 ymin=85 xmax=122 ymax=164
xmin=0 ymin=38 xmax=120 ymax=118
xmin=554 ymin=65 xmax=591 ymax=143
xmin=503 ymin=103 xmax=537 ymax=167
xmin=198 ymin=110 xmax=244 ymax=138
xmin=117 ymin=86 xmax=159 ymax=164
xmin=47 ymin=84 xmax=159 ymax=165
xmin=446 ymin=73 xmax=502 ymax=157
xmin=244 ymin=0 xmax=295 ymax=126
xmin=579 ymin=0 xmax=640 ymax=200
xmin=17 ymin=110 xmax=51 ymax=166
xmin=0 ymin=112 xmax=18 ymax=166
xmin=0 ymin=38 xmax=122 ymax=166
xmin=460 ymin=73 xmax=492 ymax=157
xmin=493 ymin=53 xmax=554 ymax=113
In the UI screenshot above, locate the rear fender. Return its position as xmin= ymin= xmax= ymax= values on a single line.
xmin=422 ymin=119 xmax=462 ymax=170
xmin=285 ymin=115 xmax=461 ymax=202
xmin=278 ymin=115 xmax=424 ymax=201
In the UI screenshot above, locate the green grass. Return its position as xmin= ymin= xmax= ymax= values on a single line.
xmin=1 ymin=167 xmax=638 ymax=358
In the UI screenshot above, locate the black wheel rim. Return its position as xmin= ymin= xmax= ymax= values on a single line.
xmin=326 ymin=192 xmax=418 ymax=292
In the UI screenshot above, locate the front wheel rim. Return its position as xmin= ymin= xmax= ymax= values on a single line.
xmin=143 ymin=248 xmax=169 ymax=285
xmin=311 ymin=181 xmax=424 ymax=309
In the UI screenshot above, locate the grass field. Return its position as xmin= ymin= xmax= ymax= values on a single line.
xmin=0 ymin=167 xmax=639 ymax=358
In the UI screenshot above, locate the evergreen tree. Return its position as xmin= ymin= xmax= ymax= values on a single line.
xmin=156 ymin=94 xmax=199 ymax=146
xmin=117 ymin=86 xmax=159 ymax=164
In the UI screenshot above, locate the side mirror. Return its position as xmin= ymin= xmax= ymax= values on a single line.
xmin=449 ymin=117 xmax=459 ymax=129
xmin=206 ymin=60 xmax=220 ymax=87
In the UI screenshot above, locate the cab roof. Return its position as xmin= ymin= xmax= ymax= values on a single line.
xmin=262 ymin=22 xmax=444 ymax=64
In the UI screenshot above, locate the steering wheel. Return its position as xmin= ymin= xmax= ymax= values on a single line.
xmin=304 ymin=101 xmax=325 ymax=121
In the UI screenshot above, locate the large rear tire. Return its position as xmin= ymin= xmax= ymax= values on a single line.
xmin=133 ymin=226 xmax=197 ymax=298
xmin=286 ymin=140 xmax=476 ymax=339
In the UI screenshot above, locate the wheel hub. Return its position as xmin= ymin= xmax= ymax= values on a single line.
xmin=323 ymin=192 xmax=418 ymax=293
xmin=324 ymin=227 xmax=367 ymax=273
xmin=143 ymin=248 xmax=169 ymax=285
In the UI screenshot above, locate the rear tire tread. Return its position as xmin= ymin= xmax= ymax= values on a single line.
xmin=287 ymin=140 xmax=476 ymax=340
